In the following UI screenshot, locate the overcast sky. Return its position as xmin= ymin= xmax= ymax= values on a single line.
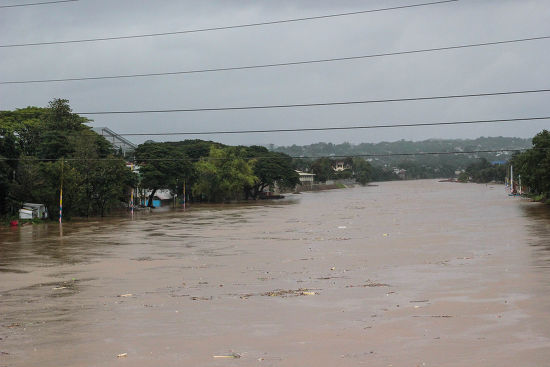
xmin=1 ymin=0 xmax=549 ymax=146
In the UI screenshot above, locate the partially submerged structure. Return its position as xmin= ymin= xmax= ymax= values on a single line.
xmin=142 ymin=189 xmax=173 ymax=208
xmin=19 ymin=203 xmax=48 ymax=220
xmin=296 ymin=171 xmax=316 ymax=189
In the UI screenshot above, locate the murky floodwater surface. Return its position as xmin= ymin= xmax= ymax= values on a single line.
xmin=1 ymin=180 xmax=550 ymax=366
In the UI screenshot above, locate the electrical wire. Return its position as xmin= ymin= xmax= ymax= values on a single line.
xmin=0 ymin=0 xmax=458 ymax=48
xmin=0 ymin=148 xmax=534 ymax=162
xmin=5 ymin=115 xmax=544 ymax=140
xmin=111 ymin=116 xmax=550 ymax=136
xmin=2 ymin=35 xmax=548 ymax=85
xmin=74 ymin=88 xmax=550 ymax=115
xmin=0 ymin=0 xmax=77 ymax=9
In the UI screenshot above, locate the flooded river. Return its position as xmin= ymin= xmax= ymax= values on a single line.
xmin=1 ymin=180 xmax=550 ymax=366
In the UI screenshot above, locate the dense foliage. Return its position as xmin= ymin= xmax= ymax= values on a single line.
xmin=457 ymin=158 xmax=507 ymax=183
xmin=134 ymin=142 xmax=299 ymax=203
xmin=511 ymin=130 xmax=550 ymax=198
xmin=134 ymin=142 xmax=192 ymax=206
xmin=0 ymin=99 xmax=134 ymax=218
xmin=275 ymin=137 xmax=531 ymax=180
xmin=305 ymin=156 xmax=380 ymax=184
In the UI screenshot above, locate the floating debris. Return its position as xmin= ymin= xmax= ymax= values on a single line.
xmin=262 ymin=289 xmax=318 ymax=298
xmin=301 ymin=291 xmax=317 ymax=296
xmin=213 ymin=353 xmax=241 ymax=359
xmin=190 ymin=296 xmax=212 ymax=301
xmin=3 ymin=323 xmax=21 ymax=328
xmin=346 ymin=280 xmax=390 ymax=288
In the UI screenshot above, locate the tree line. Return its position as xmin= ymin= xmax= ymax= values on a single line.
xmin=457 ymin=158 xmax=508 ymax=183
xmin=295 ymin=156 xmax=389 ymax=184
xmin=134 ymin=140 xmax=300 ymax=205
xmin=453 ymin=130 xmax=550 ymax=201
xmin=0 ymin=100 xmax=134 ymax=219
xmin=0 ymin=99 xmax=307 ymax=219
xmin=510 ymin=130 xmax=550 ymax=200
xmin=275 ymin=137 xmax=531 ymax=180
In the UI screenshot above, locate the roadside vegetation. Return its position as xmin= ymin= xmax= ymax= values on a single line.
xmin=510 ymin=130 xmax=550 ymax=202
xmin=0 ymin=99 xmax=134 ymax=219
xmin=456 ymin=130 xmax=550 ymax=203
xmin=457 ymin=158 xmax=507 ymax=183
xmin=135 ymin=141 xmax=300 ymax=204
xmin=0 ymin=100 xmax=301 ymax=220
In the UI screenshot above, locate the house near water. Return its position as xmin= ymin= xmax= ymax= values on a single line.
xmin=296 ymin=171 xmax=316 ymax=189
xmin=142 ymin=189 xmax=173 ymax=208
xmin=333 ymin=161 xmax=351 ymax=172
xmin=19 ymin=203 xmax=48 ymax=220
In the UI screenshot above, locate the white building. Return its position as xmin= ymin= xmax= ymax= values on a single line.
xmin=19 ymin=203 xmax=48 ymax=220
xmin=296 ymin=171 xmax=316 ymax=188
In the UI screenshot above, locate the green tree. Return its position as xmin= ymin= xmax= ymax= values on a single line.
xmin=88 ymin=159 xmax=135 ymax=216
xmin=244 ymin=146 xmax=299 ymax=198
xmin=68 ymin=132 xmax=134 ymax=216
xmin=37 ymin=99 xmax=89 ymax=160
xmin=352 ymin=158 xmax=372 ymax=185
xmin=3 ymin=99 xmax=134 ymax=218
xmin=512 ymin=130 xmax=550 ymax=197
xmin=192 ymin=146 xmax=256 ymax=202
xmin=135 ymin=142 xmax=191 ymax=207
xmin=0 ymin=129 xmax=19 ymax=215
xmin=311 ymin=157 xmax=334 ymax=182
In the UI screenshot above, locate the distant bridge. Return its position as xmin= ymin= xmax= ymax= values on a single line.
xmin=91 ymin=127 xmax=137 ymax=155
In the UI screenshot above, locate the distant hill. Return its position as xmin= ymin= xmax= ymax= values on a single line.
xmin=271 ymin=137 xmax=532 ymax=179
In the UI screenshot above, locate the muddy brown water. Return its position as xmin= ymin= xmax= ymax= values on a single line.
xmin=1 ymin=180 xmax=550 ymax=366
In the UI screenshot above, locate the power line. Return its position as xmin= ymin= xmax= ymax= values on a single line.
xmin=3 ymin=34 xmax=548 ymax=85
xmin=0 ymin=0 xmax=457 ymax=48
xmin=75 ymin=88 xmax=550 ymax=115
xmin=6 ymin=115 xmax=544 ymax=139
xmin=0 ymin=149 xmax=533 ymax=162
xmin=113 ymin=116 xmax=550 ymax=136
xmin=0 ymin=0 xmax=77 ymax=8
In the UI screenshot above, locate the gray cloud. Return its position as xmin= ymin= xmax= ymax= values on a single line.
xmin=1 ymin=0 xmax=549 ymax=146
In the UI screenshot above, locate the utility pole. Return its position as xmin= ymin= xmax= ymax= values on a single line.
xmin=59 ymin=159 xmax=64 ymax=224
xmin=130 ymin=188 xmax=134 ymax=216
